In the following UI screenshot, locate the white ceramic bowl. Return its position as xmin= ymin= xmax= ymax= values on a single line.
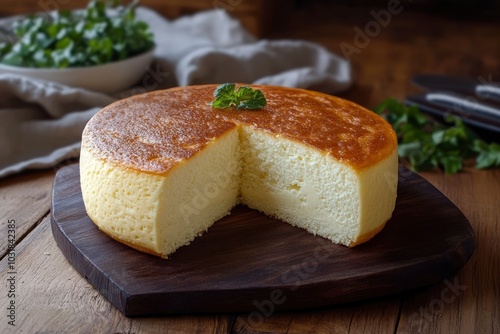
xmin=0 ymin=48 xmax=155 ymax=94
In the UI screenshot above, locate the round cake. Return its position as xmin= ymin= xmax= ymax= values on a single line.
xmin=80 ymin=84 xmax=398 ymax=258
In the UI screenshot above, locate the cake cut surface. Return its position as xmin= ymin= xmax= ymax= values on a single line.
xmin=80 ymin=84 xmax=398 ymax=258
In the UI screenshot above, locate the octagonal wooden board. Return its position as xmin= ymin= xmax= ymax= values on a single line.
xmin=51 ymin=163 xmax=475 ymax=317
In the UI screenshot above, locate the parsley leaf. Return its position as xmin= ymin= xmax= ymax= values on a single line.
xmin=211 ymin=83 xmax=267 ymax=110
xmin=374 ymin=98 xmax=500 ymax=174
xmin=473 ymin=140 xmax=500 ymax=169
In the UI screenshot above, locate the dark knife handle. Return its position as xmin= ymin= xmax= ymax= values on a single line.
xmin=476 ymin=84 xmax=500 ymax=102
xmin=426 ymin=92 xmax=500 ymax=121
xmin=405 ymin=94 xmax=500 ymax=140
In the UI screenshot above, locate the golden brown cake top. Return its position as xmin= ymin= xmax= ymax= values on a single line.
xmin=82 ymin=84 xmax=397 ymax=174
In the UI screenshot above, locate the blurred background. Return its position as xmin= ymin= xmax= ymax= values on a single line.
xmin=2 ymin=0 xmax=500 ymax=38
xmin=1 ymin=0 xmax=499 ymax=109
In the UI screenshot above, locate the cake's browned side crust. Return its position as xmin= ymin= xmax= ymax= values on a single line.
xmin=102 ymin=228 xmax=164 ymax=258
xmin=350 ymin=221 xmax=388 ymax=247
xmin=82 ymin=85 xmax=397 ymax=174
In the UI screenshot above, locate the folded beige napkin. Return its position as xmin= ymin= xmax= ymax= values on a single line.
xmin=0 ymin=8 xmax=352 ymax=178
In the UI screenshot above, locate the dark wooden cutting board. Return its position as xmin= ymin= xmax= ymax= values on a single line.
xmin=51 ymin=164 xmax=475 ymax=317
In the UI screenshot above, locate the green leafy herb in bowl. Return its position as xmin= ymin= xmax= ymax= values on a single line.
xmin=374 ymin=98 xmax=500 ymax=174
xmin=0 ymin=0 xmax=154 ymax=68
xmin=0 ymin=0 xmax=155 ymax=93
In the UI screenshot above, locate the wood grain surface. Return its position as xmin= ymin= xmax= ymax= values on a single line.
xmin=1 ymin=2 xmax=500 ymax=333
xmin=50 ymin=164 xmax=475 ymax=316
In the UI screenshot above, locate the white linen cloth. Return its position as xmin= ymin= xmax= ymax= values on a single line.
xmin=0 ymin=7 xmax=352 ymax=178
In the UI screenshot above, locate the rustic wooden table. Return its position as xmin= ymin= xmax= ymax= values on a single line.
xmin=1 ymin=3 xmax=499 ymax=333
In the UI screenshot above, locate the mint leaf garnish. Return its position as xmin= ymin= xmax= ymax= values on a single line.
xmin=211 ymin=83 xmax=266 ymax=110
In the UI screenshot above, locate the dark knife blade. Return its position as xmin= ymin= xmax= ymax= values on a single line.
xmin=412 ymin=74 xmax=500 ymax=102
